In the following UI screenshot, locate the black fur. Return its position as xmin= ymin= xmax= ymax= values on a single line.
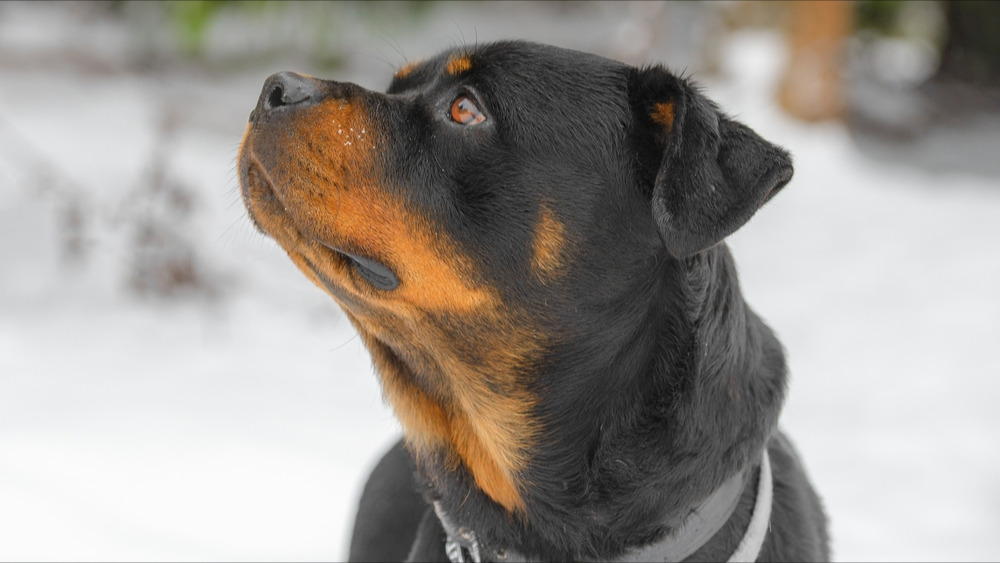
xmin=348 ymin=441 xmax=427 ymax=562
xmin=254 ymin=40 xmax=827 ymax=562
xmin=631 ymin=68 xmax=794 ymax=259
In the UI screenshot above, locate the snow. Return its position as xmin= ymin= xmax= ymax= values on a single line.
xmin=1 ymin=3 xmax=999 ymax=561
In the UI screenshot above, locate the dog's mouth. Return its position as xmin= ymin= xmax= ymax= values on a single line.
xmin=239 ymin=148 xmax=400 ymax=297
xmin=238 ymin=109 xmax=544 ymax=513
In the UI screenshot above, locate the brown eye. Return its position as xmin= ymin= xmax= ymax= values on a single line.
xmin=450 ymin=95 xmax=486 ymax=125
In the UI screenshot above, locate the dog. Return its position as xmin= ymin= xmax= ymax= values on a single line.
xmin=238 ymin=40 xmax=829 ymax=562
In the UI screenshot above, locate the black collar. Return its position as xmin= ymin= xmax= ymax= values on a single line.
xmin=435 ymin=451 xmax=772 ymax=563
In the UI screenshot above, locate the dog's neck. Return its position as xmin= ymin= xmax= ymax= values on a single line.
xmin=434 ymin=450 xmax=774 ymax=562
xmin=421 ymin=245 xmax=787 ymax=561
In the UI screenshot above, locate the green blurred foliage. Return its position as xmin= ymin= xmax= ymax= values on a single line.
xmin=855 ymin=0 xmax=1000 ymax=84
xmin=939 ymin=0 xmax=1000 ymax=85
xmin=162 ymin=0 xmax=435 ymax=56
xmin=855 ymin=0 xmax=909 ymax=35
xmin=98 ymin=0 xmax=437 ymax=63
xmin=167 ymin=1 xmax=266 ymax=55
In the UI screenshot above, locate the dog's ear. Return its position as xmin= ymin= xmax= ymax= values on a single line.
xmin=629 ymin=66 xmax=793 ymax=258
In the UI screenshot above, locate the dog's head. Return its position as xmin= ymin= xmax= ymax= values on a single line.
xmin=238 ymin=41 xmax=791 ymax=514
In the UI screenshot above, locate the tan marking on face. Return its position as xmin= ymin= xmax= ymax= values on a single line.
xmin=360 ymin=327 xmax=532 ymax=511
xmin=652 ymin=101 xmax=675 ymax=131
xmin=446 ymin=54 xmax=472 ymax=76
xmin=240 ymin=96 xmax=538 ymax=512
xmin=394 ymin=61 xmax=420 ymax=79
xmin=531 ymin=205 xmax=566 ymax=281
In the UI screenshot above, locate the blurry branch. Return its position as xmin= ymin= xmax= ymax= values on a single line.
xmin=0 ymin=114 xmax=95 ymax=267
xmin=115 ymin=104 xmax=224 ymax=300
xmin=0 ymin=105 xmax=224 ymax=301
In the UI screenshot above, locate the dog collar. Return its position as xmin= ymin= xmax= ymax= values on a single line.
xmin=436 ymin=450 xmax=772 ymax=563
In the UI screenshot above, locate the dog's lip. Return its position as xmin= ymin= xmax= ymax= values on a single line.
xmin=240 ymin=152 xmax=400 ymax=292
xmin=239 ymin=153 xmax=279 ymax=234
xmin=320 ymin=242 xmax=400 ymax=291
xmin=241 ymin=152 xmax=332 ymax=256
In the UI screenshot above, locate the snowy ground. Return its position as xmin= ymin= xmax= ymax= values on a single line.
xmin=1 ymin=3 xmax=999 ymax=561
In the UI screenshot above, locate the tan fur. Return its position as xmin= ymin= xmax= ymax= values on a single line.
xmin=531 ymin=205 xmax=567 ymax=281
xmin=652 ymin=101 xmax=675 ymax=131
xmin=240 ymin=98 xmax=538 ymax=512
xmin=446 ymin=54 xmax=473 ymax=76
xmin=394 ymin=61 xmax=420 ymax=79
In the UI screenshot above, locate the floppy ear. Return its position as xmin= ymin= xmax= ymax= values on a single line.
xmin=630 ymin=66 xmax=793 ymax=258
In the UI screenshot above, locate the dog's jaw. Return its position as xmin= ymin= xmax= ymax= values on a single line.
xmin=238 ymin=85 xmax=547 ymax=513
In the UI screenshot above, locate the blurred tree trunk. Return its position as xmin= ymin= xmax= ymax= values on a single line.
xmin=938 ymin=0 xmax=1000 ymax=86
xmin=777 ymin=0 xmax=853 ymax=122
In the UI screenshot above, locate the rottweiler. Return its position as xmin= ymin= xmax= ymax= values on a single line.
xmin=238 ymin=41 xmax=829 ymax=562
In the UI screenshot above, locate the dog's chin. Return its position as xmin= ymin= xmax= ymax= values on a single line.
xmin=238 ymin=154 xmax=279 ymax=236
xmin=238 ymin=150 xmax=360 ymax=290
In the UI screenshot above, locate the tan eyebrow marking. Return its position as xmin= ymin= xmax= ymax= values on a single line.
xmin=446 ymin=54 xmax=473 ymax=76
xmin=394 ymin=61 xmax=420 ymax=79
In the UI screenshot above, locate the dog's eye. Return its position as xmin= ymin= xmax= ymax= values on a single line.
xmin=450 ymin=95 xmax=486 ymax=125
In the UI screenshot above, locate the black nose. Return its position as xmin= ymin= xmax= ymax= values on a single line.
xmin=251 ymin=72 xmax=320 ymax=121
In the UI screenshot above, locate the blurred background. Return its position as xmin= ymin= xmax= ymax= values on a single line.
xmin=1 ymin=1 xmax=998 ymax=561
